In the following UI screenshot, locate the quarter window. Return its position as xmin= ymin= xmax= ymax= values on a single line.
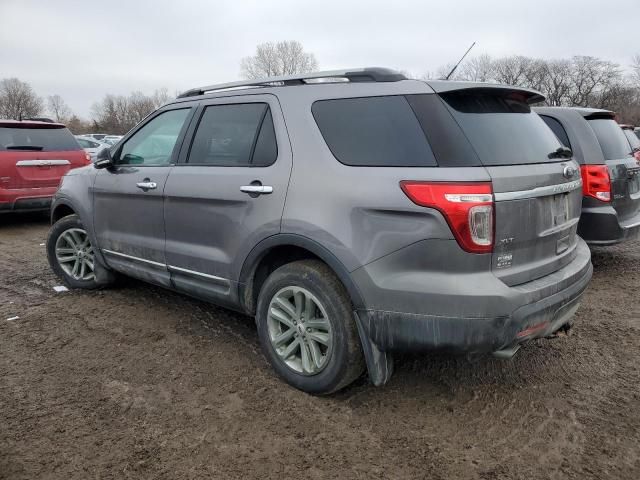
xmin=540 ymin=115 xmax=571 ymax=149
xmin=187 ymin=103 xmax=277 ymax=167
xmin=117 ymin=109 xmax=190 ymax=166
xmin=312 ymin=96 xmax=438 ymax=167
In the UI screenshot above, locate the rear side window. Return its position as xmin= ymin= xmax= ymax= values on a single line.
xmin=540 ymin=115 xmax=571 ymax=148
xmin=440 ymin=90 xmax=563 ymax=166
xmin=187 ymin=103 xmax=277 ymax=167
xmin=312 ymin=96 xmax=437 ymax=167
xmin=0 ymin=126 xmax=80 ymax=152
xmin=623 ymin=129 xmax=640 ymax=150
xmin=588 ymin=119 xmax=632 ymax=160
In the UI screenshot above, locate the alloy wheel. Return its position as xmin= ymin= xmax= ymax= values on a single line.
xmin=267 ymin=286 xmax=332 ymax=375
xmin=55 ymin=228 xmax=95 ymax=281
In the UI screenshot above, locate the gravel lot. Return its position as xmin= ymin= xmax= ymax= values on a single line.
xmin=1 ymin=213 xmax=639 ymax=479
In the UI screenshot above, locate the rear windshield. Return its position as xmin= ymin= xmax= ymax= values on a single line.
xmin=439 ymin=90 xmax=564 ymax=166
xmin=0 ymin=126 xmax=81 ymax=152
xmin=623 ymin=129 xmax=640 ymax=150
xmin=588 ymin=119 xmax=632 ymax=160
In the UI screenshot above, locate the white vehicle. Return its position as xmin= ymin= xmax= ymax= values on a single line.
xmin=75 ymin=136 xmax=108 ymax=161
xmin=101 ymin=135 xmax=123 ymax=146
xmin=84 ymin=133 xmax=109 ymax=141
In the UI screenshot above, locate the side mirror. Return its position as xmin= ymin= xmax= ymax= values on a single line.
xmin=94 ymin=147 xmax=113 ymax=169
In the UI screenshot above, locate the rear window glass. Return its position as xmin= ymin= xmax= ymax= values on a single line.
xmin=540 ymin=115 xmax=571 ymax=149
xmin=0 ymin=126 xmax=80 ymax=152
xmin=312 ymin=96 xmax=437 ymax=167
xmin=188 ymin=103 xmax=277 ymax=167
xmin=440 ymin=91 xmax=564 ymax=166
xmin=588 ymin=119 xmax=632 ymax=160
xmin=623 ymin=129 xmax=640 ymax=150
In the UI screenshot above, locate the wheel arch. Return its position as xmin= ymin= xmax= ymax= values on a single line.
xmin=238 ymin=234 xmax=366 ymax=316
xmin=50 ymin=200 xmax=77 ymax=224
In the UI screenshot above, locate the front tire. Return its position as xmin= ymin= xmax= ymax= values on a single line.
xmin=256 ymin=260 xmax=365 ymax=395
xmin=46 ymin=214 xmax=114 ymax=289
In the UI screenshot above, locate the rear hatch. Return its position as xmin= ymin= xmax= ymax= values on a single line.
xmin=438 ymin=88 xmax=583 ymax=286
xmin=586 ymin=115 xmax=640 ymax=223
xmin=0 ymin=123 xmax=88 ymax=189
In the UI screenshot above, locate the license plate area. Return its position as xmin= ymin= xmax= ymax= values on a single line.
xmin=550 ymin=193 xmax=569 ymax=227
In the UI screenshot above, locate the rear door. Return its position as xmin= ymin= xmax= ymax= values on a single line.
xmin=438 ymin=89 xmax=583 ymax=286
xmin=163 ymin=94 xmax=292 ymax=306
xmin=0 ymin=125 xmax=87 ymax=189
xmin=587 ymin=117 xmax=640 ymax=223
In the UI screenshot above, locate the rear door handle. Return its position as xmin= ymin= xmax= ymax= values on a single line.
xmin=240 ymin=185 xmax=273 ymax=194
xmin=136 ymin=181 xmax=157 ymax=190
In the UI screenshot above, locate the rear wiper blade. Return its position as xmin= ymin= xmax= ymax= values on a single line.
xmin=6 ymin=145 xmax=44 ymax=151
xmin=548 ymin=147 xmax=573 ymax=159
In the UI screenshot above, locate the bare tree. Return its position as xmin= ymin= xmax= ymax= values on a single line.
xmin=0 ymin=78 xmax=43 ymax=120
xmin=492 ymin=56 xmax=535 ymax=86
xmin=566 ymin=56 xmax=620 ymax=107
xmin=91 ymin=89 xmax=169 ymax=134
xmin=540 ymin=59 xmax=573 ymax=106
xmin=458 ymin=54 xmax=495 ymax=82
xmin=631 ymin=54 xmax=640 ymax=85
xmin=65 ymin=115 xmax=92 ymax=135
xmin=151 ymin=88 xmax=170 ymax=108
xmin=240 ymin=41 xmax=318 ymax=79
xmin=47 ymin=94 xmax=72 ymax=122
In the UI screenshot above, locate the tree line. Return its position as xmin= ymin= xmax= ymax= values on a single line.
xmin=1 ymin=41 xmax=640 ymax=134
xmin=0 ymin=78 xmax=171 ymax=135
xmin=433 ymin=54 xmax=640 ymax=124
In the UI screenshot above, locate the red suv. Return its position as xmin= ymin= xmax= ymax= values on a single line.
xmin=0 ymin=120 xmax=90 ymax=213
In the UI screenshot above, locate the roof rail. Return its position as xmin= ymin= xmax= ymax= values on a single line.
xmin=176 ymin=67 xmax=407 ymax=98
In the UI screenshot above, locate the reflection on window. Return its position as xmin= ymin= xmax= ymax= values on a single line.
xmin=118 ymin=109 xmax=190 ymax=166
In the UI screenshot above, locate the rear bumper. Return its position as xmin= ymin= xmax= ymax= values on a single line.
xmin=579 ymin=203 xmax=640 ymax=245
xmin=0 ymin=187 xmax=56 ymax=212
xmin=353 ymin=238 xmax=593 ymax=354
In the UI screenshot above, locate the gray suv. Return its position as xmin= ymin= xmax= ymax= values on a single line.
xmin=536 ymin=107 xmax=640 ymax=245
xmin=47 ymin=68 xmax=593 ymax=394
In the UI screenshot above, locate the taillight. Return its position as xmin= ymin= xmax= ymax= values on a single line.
xmin=84 ymin=152 xmax=91 ymax=164
xmin=580 ymin=165 xmax=611 ymax=202
xmin=400 ymin=181 xmax=494 ymax=253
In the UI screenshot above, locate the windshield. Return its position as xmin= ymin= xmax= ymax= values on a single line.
xmin=440 ymin=90 xmax=563 ymax=166
xmin=588 ymin=119 xmax=633 ymax=160
xmin=0 ymin=127 xmax=81 ymax=151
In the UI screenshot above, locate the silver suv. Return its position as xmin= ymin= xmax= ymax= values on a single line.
xmin=47 ymin=68 xmax=593 ymax=394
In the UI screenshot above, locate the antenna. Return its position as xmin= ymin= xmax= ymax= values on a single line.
xmin=444 ymin=42 xmax=476 ymax=80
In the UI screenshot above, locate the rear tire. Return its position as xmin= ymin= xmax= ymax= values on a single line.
xmin=256 ymin=260 xmax=365 ymax=395
xmin=46 ymin=214 xmax=115 ymax=289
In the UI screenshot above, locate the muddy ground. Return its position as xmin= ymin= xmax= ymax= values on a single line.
xmin=1 ymin=213 xmax=639 ymax=479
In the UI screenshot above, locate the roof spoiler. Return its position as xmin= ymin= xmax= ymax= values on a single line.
xmin=424 ymin=81 xmax=546 ymax=105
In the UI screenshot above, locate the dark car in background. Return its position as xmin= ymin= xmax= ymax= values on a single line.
xmin=536 ymin=107 xmax=640 ymax=245
xmin=0 ymin=120 xmax=90 ymax=213
xmin=620 ymin=124 xmax=640 ymax=162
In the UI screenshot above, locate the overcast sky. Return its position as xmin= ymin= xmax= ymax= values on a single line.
xmin=2 ymin=0 xmax=638 ymax=118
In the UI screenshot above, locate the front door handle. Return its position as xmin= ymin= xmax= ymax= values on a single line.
xmin=240 ymin=185 xmax=273 ymax=195
xmin=136 ymin=181 xmax=157 ymax=190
